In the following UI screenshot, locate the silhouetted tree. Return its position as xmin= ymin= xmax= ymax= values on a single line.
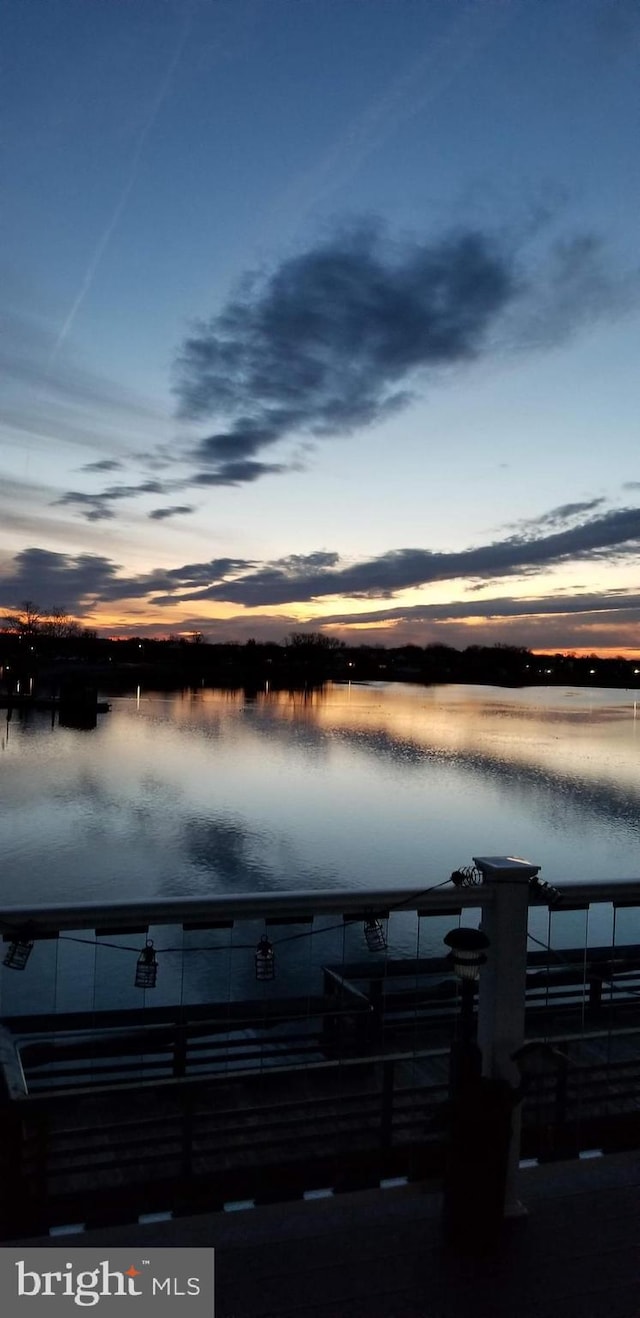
xmin=3 ymin=599 xmax=41 ymax=637
xmin=286 ymin=632 xmax=343 ymax=651
xmin=40 ymin=608 xmax=82 ymax=639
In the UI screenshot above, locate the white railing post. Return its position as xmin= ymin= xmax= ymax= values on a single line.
xmin=474 ymin=855 xmax=539 ymax=1213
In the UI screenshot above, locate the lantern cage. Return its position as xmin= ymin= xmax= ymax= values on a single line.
xmin=3 ymin=937 xmax=34 ymax=971
xmin=255 ymin=934 xmax=275 ymax=981
xmin=364 ymin=916 xmax=387 ymax=953
xmin=135 ymin=939 xmax=158 ymax=989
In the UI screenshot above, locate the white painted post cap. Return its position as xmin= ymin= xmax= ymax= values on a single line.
xmin=473 ymin=856 xmax=540 ymax=881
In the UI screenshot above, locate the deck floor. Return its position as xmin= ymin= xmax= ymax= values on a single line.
xmin=13 ymin=1151 xmax=640 ymax=1318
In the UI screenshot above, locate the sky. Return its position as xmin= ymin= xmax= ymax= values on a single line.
xmin=1 ymin=0 xmax=639 ymax=654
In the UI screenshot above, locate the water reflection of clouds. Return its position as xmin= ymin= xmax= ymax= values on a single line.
xmin=181 ymin=815 xmax=335 ymax=895
xmin=153 ymin=688 xmax=640 ymax=888
xmin=357 ymin=735 xmax=636 ymax=841
xmin=310 ymin=716 xmax=640 ymax=840
xmin=120 ymin=685 xmax=640 ymax=840
xmin=3 ymin=685 xmax=640 ymax=908
xmin=303 ymin=685 xmax=640 ymax=789
xmin=125 ymin=689 xmax=335 ymax=763
xmin=185 ymin=816 xmax=275 ymax=889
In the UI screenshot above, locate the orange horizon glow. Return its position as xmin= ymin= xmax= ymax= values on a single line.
xmin=5 ymin=600 xmax=639 ymax=661
xmin=530 ymin=647 xmax=640 ymax=662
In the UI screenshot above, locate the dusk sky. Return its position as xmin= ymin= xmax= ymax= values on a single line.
xmin=2 ymin=0 xmax=639 ymax=653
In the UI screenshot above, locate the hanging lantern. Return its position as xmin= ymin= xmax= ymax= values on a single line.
xmin=3 ymin=937 xmax=34 ymax=970
xmin=255 ymin=934 xmax=275 ymax=981
xmin=135 ymin=939 xmax=158 ymax=989
xmin=364 ymin=916 xmax=387 ymax=953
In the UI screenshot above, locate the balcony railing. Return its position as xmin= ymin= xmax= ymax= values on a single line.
xmin=1 ymin=858 xmax=640 ymax=1239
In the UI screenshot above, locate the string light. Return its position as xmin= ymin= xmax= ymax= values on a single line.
xmin=364 ymin=916 xmax=387 ymax=952
xmin=0 ymin=875 xmax=458 ymax=979
xmin=255 ymin=934 xmax=275 ymax=981
xmin=135 ymin=939 xmax=158 ymax=989
xmin=3 ymin=936 xmax=34 ymax=970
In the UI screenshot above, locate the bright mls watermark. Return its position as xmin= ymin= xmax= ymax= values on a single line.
xmin=0 ymin=1249 xmax=214 ymax=1316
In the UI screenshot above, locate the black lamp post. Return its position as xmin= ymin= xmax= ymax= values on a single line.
xmin=444 ymin=927 xmax=490 ymax=1090
xmin=441 ymin=933 xmax=565 ymax=1250
xmin=441 ymin=925 xmax=518 ymax=1250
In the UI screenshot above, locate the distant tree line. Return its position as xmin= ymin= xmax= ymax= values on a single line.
xmin=1 ymin=604 xmax=638 ymax=692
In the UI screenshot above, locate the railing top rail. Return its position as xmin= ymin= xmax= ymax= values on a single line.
xmin=0 ymin=886 xmax=484 ymax=934
xmin=549 ymin=878 xmax=640 ymax=905
xmin=1 ymin=877 xmax=640 ymax=937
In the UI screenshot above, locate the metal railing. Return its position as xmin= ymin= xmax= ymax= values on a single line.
xmin=2 ymin=863 xmax=640 ymax=1238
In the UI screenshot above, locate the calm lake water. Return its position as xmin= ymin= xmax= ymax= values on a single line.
xmin=2 ymin=681 xmax=640 ymax=1018
xmin=2 ymin=680 xmax=640 ymax=903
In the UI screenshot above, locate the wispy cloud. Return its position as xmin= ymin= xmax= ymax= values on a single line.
xmin=57 ymin=480 xmax=170 ymax=521
xmin=501 ymin=498 xmax=606 ymax=537
xmin=48 ymin=14 xmax=192 ymax=364
xmin=0 ymin=309 xmax=164 ymax=431
xmin=148 ymin=504 xmax=195 ymax=520
xmin=267 ymin=0 xmax=518 ymax=237
xmin=504 ymin=234 xmax=638 ymax=350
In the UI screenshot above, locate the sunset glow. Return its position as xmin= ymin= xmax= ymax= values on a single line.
xmin=2 ymin=1 xmax=638 ymax=655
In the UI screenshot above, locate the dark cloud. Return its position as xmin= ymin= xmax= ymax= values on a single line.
xmin=175 ymin=226 xmax=516 ymax=480
xmin=152 ymin=506 xmax=640 ymax=608
xmin=81 ymin=459 xmax=123 ymax=474
xmin=36 ymin=220 xmax=635 ymax=527
xmin=162 ymin=557 xmax=254 ymax=584
xmin=0 ymin=547 xmax=119 ymax=613
xmin=97 ymin=556 xmax=255 ymax=603
xmin=53 ymin=492 xmax=117 ymax=522
xmin=173 ymin=222 xmax=636 ymax=487
xmin=319 ymin=589 xmax=640 ymax=629
xmin=148 ymin=504 xmax=195 ymax=520
xmin=0 ymin=549 xmax=257 ymax=616
xmin=56 ymin=479 xmax=169 ymax=521
xmin=280 ymin=551 xmax=339 ymax=571
xmin=193 ymin=459 xmax=288 ymax=485
xmin=543 ymin=499 xmax=607 ymax=525
xmin=3 ymin=506 xmax=639 ymax=634
xmin=58 ymin=460 xmax=287 ymax=521
xmin=149 ymin=550 xmax=342 ymax=607
xmin=504 ymin=498 xmax=606 ymax=537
